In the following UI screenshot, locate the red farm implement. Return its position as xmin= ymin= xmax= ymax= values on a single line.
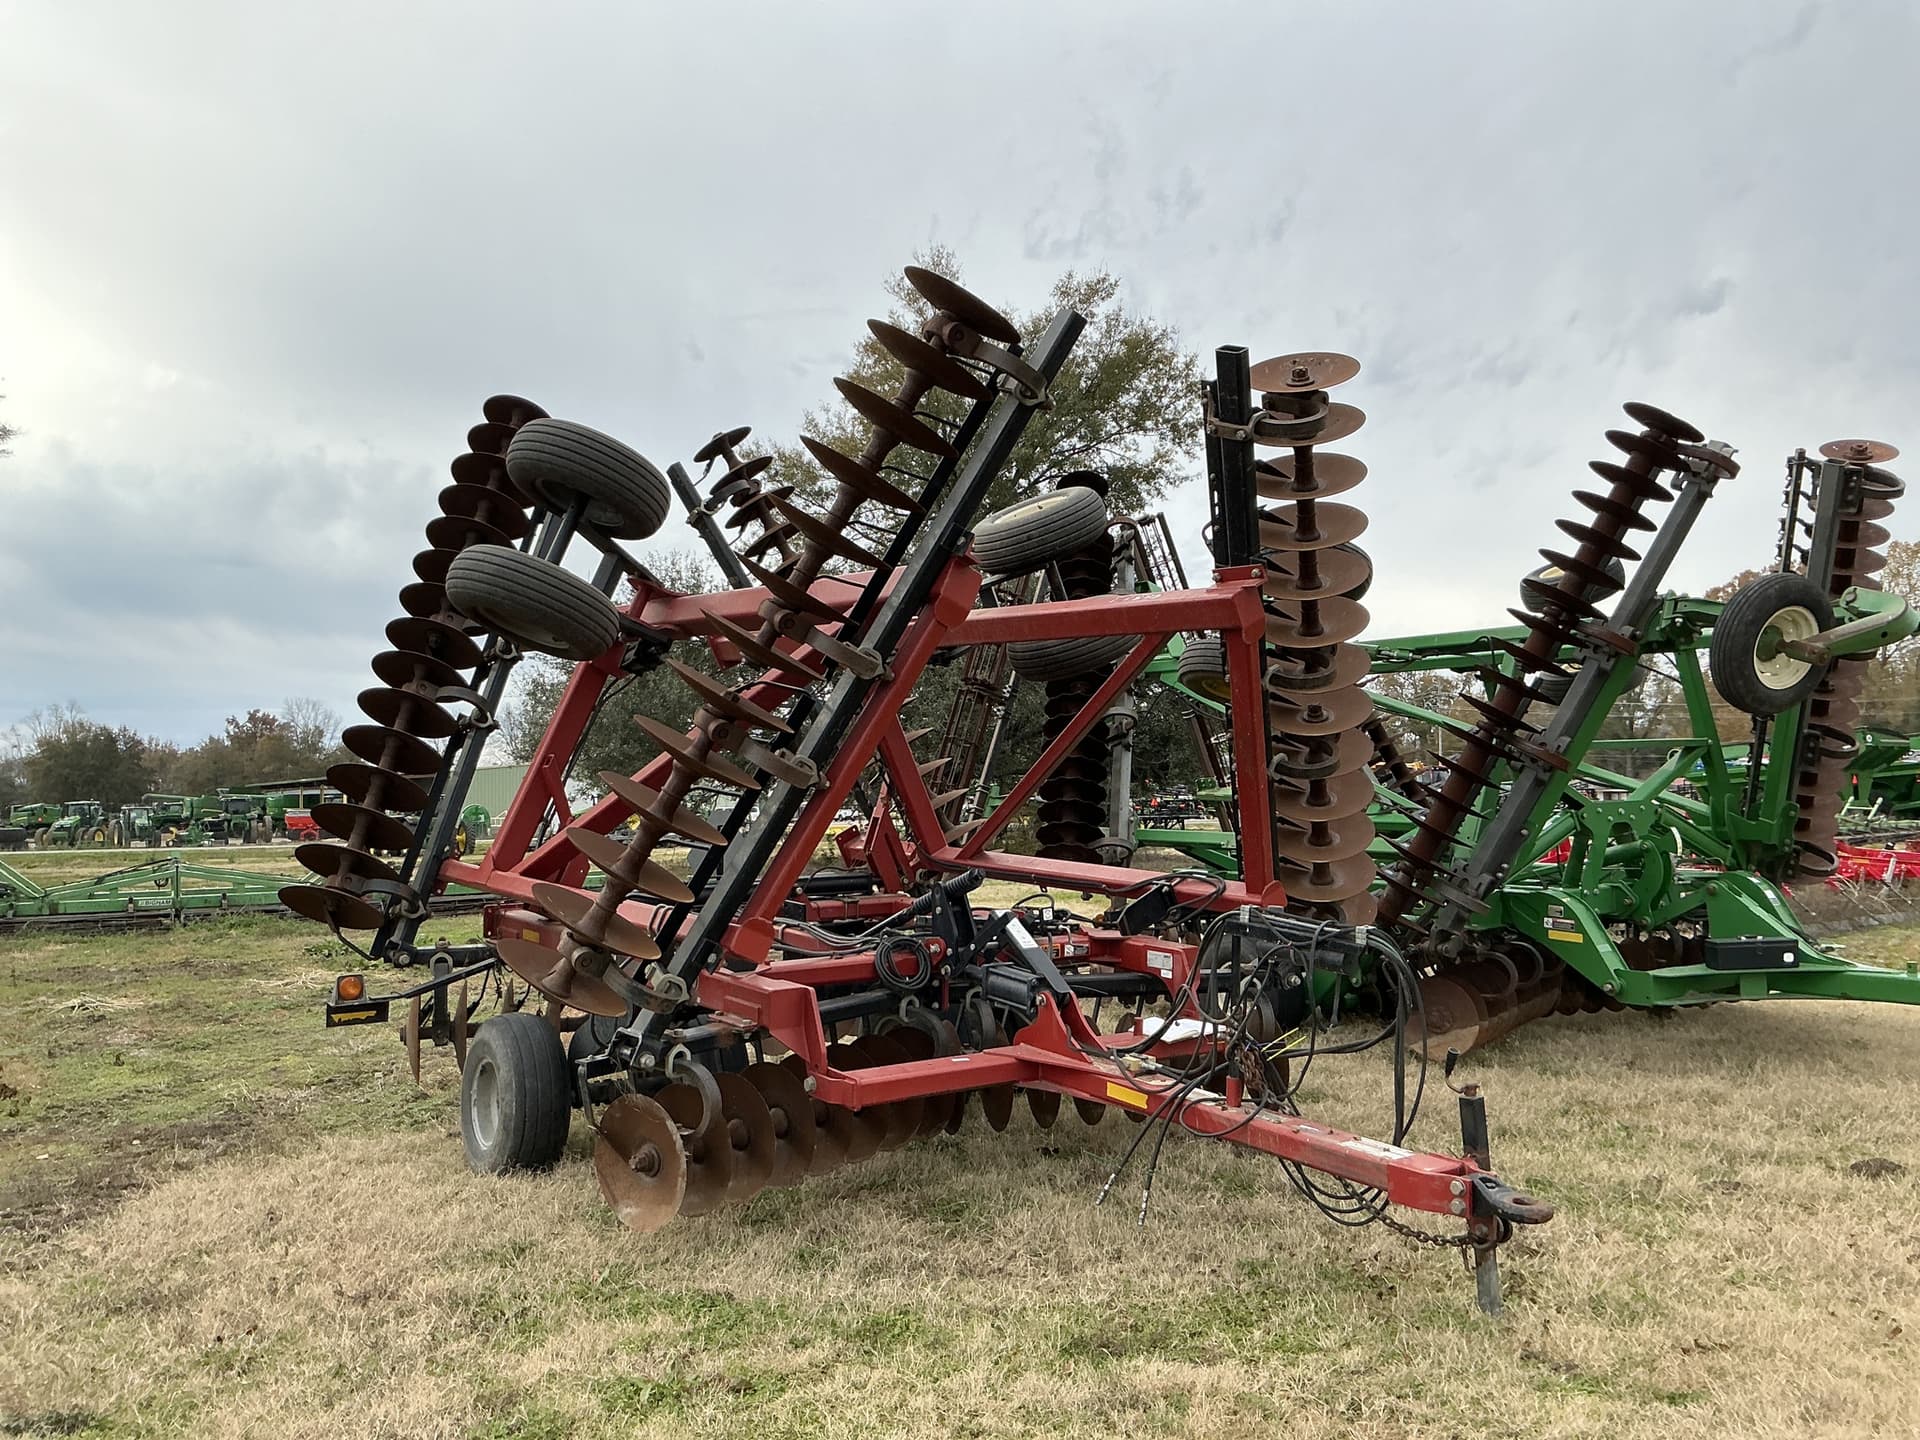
xmin=288 ymin=265 xmax=1676 ymax=1312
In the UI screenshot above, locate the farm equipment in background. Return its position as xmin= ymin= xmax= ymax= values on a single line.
xmin=290 ymin=269 xmax=1566 ymax=1311
xmin=453 ymin=802 xmax=491 ymax=857
xmin=42 ymin=801 xmax=111 ymax=849
xmin=2 ymin=803 xmax=61 ymax=850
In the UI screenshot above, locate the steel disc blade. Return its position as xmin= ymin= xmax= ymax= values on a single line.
xmin=1267 ymin=685 xmax=1374 ymax=735
xmin=846 ymin=1034 xmax=923 ymax=1149
xmin=978 ymin=1019 xmax=1016 ymax=1132
xmin=422 ymin=511 xmax=514 ymax=555
xmin=1334 ymin=890 xmax=1380 ymax=925
xmin=447 ymin=448 xmax=511 ymax=489
xmin=701 ymin=609 xmax=826 ymax=684
xmin=885 ymin=1025 xmax=953 ymax=1136
xmin=866 ymin=319 xmax=986 ymax=402
xmin=1073 ymin=1096 xmax=1107 ymax=1126
xmin=494 ymin=936 xmax=565 ymax=993
xmin=715 ymin=1073 xmax=777 ymax=1204
xmin=1620 ymin=401 xmax=1704 ymax=444
xmin=904 ymin=266 xmax=1020 ymax=344
xmin=743 ymin=1061 xmax=817 ymax=1187
xmin=385 ymin=615 xmax=484 ymax=672
xmin=739 ymin=555 xmax=847 ymax=623
xmin=1263 ymin=545 xmax=1373 ymax=603
xmin=694 ymin=424 xmax=752 ymax=463
xmin=816 ymin=1044 xmax=888 ymax=1161
xmin=369 ymin=651 xmax=465 ymax=699
xmin=294 ymin=842 xmax=401 ymax=885
xmin=668 ymin=660 xmax=794 ymax=734
xmin=1025 ymin=1087 xmax=1061 ymax=1129
xmin=438 ymin=481 xmax=532 ymax=539
xmin=357 ymin=685 xmax=460 ymax=740
xmin=1586 ymin=459 xmax=1674 ymax=503
xmin=529 ymin=881 xmax=662 ymax=962
xmin=1275 ymin=814 xmax=1377 ymax=867
xmin=1820 ymin=438 xmax=1900 ymax=464
xmin=633 ymin=715 xmax=761 ymax=791
xmin=1258 ymin=501 xmax=1369 ymax=551
xmin=1268 ymin=643 xmax=1371 ymax=695
xmin=497 ymin=938 xmax=628 ymax=1018
xmin=597 ymin=771 xmax=727 ymax=847
xmin=412 ymin=547 xmax=461 ymax=586
xmin=565 ymin=826 xmax=697 ymax=905
xmin=342 ymin=722 xmax=441 ymax=777
xmin=834 ymin=378 xmax=957 ymax=459
xmin=1256 ymin=451 xmax=1366 ymax=500
xmin=1275 ymin=852 xmax=1377 ymax=903
xmin=466 ymin=420 xmax=515 ymax=456
xmin=311 ymin=801 xmax=415 ymax=854
xmin=1271 ymin=768 xmax=1376 ymax=825
xmin=279 ymin=882 xmax=384 ymax=931
xmin=801 ymin=434 xmax=925 ymax=513
xmin=1414 ymin=975 xmax=1489 ymax=1057
xmin=1254 ymin=402 xmax=1365 ymax=449
xmin=1570 ymin=489 xmax=1658 ymax=533
xmin=779 ymin=1052 xmax=857 ymax=1172
xmin=1267 ymin=727 xmax=1374 ymax=781
xmin=1264 ymin=597 xmax=1371 ymax=648
xmin=594 ymin=1094 xmax=687 ymax=1233
xmin=658 ymin=1082 xmax=735 ymax=1216
xmin=1250 ymin=351 xmax=1361 ymax=393
xmin=1603 ymin=429 xmax=1685 ymax=473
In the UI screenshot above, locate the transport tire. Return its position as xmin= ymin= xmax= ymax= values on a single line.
xmin=1710 ymin=572 xmax=1835 ymax=717
xmin=445 ymin=544 xmax=621 ymax=662
xmin=505 ymin=418 xmax=671 ymax=540
xmin=1008 ymin=632 xmax=1139 ymax=683
xmin=971 ymin=487 xmax=1110 ymax=576
xmin=462 ymin=1010 xmax=573 ymax=1174
xmin=1176 ymin=635 xmax=1231 ymax=701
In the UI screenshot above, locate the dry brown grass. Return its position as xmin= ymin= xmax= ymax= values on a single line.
xmin=3 ymin=920 xmax=1919 ymax=1437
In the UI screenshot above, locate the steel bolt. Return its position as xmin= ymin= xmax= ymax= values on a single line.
xmin=1449 ymin=1198 xmax=1466 ymax=1216
xmin=1450 ymin=1178 xmax=1465 ymax=1196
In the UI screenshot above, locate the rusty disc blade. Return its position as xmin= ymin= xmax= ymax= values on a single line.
xmin=1271 ymin=768 xmax=1376 ymax=825
xmin=1267 ymin=727 xmax=1374 ymax=781
xmin=1264 ymin=597 xmax=1371 ymax=648
xmin=1820 ymin=438 xmax=1900 ymax=464
xmin=1263 ymin=545 xmax=1373 ymax=603
xmin=904 ymin=266 xmax=1019 ymax=344
xmin=495 ymin=937 xmax=628 ymax=1018
xmin=466 ymin=420 xmax=515 ymax=455
xmin=822 ymin=1044 xmax=889 ymax=1161
xmin=423 ymin=512 xmax=514 ymax=555
xmin=385 ymin=615 xmax=484 ymax=673
xmin=412 ymin=547 xmax=461 ymax=586
xmin=701 ymin=609 xmax=826 ymax=684
xmin=1275 ymin=852 xmax=1377 ymax=903
xmin=1835 ymin=519 xmax=1893 ymax=550
xmin=845 ymin=1034 xmax=923 ymax=1149
xmin=667 ymin=659 xmax=793 ymax=734
xmin=740 ymin=554 xmax=847 ymax=623
xmin=1586 ymin=459 xmax=1674 ymax=505
xmin=597 ymin=771 xmax=727 ymax=847
xmin=1254 ymin=402 xmax=1365 ymax=449
xmin=482 ymin=393 xmax=548 ymax=427
xmin=766 ymin=493 xmax=888 ymax=568
xmin=1555 ymin=517 xmax=1641 ymax=563
xmin=1275 ymin=814 xmax=1377 ymax=867
xmin=1267 ymin=685 xmax=1374 ymax=736
xmin=714 ymin=1072 xmax=777 ymax=1204
xmin=723 ymin=487 xmax=790 ymax=530
xmin=694 ymin=425 xmax=752 ymax=464
xmin=802 ymin=434 xmax=922 ymax=513
xmin=564 ymin=826 xmax=697 ymax=905
xmin=357 ymin=685 xmax=459 ymax=740
xmin=885 ymin=1025 xmax=953 ymax=1136
xmin=1256 ymin=451 xmax=1366 ymax=500
xmin=594 ymin=1094 xmax=686 ymax=1233
xmin=1334 ymin=890 xmax=1380 ymax=925
xmin=1414 ymin=975 xmax=1488 ymax=1057
xmin=633 ymin=715 xmax=760 ymax=790
xmin=1073 ymin=1097 xmax=1106 ymax=1126
xmin=439 ymin=481 xmax=532 ymax=540
xmin=866 ymin=319 xmax=987 ymax=401
xmin=529 ymin=881 xmax=662 ymax=962
xmin=779 ymin=1052 xmax=856 ymax=1172
xmin=1266 ymin=642 xmax=1370 ymax=695
xmin=397 ymin=580 xmax=462 ymax=624
xmin=294 ymin=841 xmax=402 ymax=885
xmin=1603 ymin=430 xmax=1684 ymax=474
xmin=311 ymin=801 xmax=415 ymax=854
xmin=978 ymin=1018 xmax=1016 ymax=1132
xmin=719 ymin=455 xmax=775 ymax=492
xmin=369 ymin=647 xmax=467 ymax=694
xmin=657 ymin=1082 xmax=736 ymax=1216
xmin=327 ymin=760 xmax=430 ymax=815
xmin=835 ymin=378 xmax=957 ymax=459
xmin=447 ymin=447 xmax=510 ymax=490
xmin=1250 ymin=351 xmax=1361 ymax=394
xmin=738 ymin=522 xmax=799 ymax=559
xmin=1025 ymin=1087 xmax=1061 ymax=1129
xmin=1621 ymin=402 xmax=1704 ymax=444
xmin=1570 ymin=489 xmax=1659 ymax=533
xmin=279 ymin=882 xmax=385 ymax=931
xmin=743 ymin=1061 xmax=816 ymax=1188
xmin=1258 ymin=501 xmax=1370 ymax=552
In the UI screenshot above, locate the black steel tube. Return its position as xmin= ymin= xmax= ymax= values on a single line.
xmin=1213 ymin=348 xmax=1260 ymax=569
xmin=668 ymin=460 xmax=752 ymax=588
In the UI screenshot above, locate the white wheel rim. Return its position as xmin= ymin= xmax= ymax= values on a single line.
xmin=1753 ymin=604 xmax=1820 ymax=690
xmin=471 ymin=1057 xmax=501 ymax=1148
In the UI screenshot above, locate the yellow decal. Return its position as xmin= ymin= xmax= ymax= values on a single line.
xmin=330 ymin=1007 xmax=378 ymax=1022
xmin=520 ymin=928 xmax=543 ymax=942
xmin=1105 ymin=1082 xmax=1149 ymax=1108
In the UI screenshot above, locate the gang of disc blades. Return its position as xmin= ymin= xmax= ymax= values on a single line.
xmin=594 ymin=1094 xmax=686 ymax=1233
xmin=564 ymin=826 xmax=698 ymax=906
xmin=529 ymin=880 xmax=662 ymax=961
xmin=742 ymin=1061 xmax=817 ymax=1187
xmin=657 ymin=1082 xmax=736 ymax=1217
xmin=597 ymin=771 xmax=728 ymax=847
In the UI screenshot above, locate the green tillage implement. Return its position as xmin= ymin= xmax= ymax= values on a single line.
xmin=1136 ymin=586 xmax=1920 ymax=1020
xmin=0 ymin=854 xmax=289 ymax=925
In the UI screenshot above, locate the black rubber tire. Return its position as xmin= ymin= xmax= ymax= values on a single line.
xmin=505 ymin=418 xmax=670 ymax=541
xmin=445 ymin=544 xmax=621 ymax=661
xmin=971 ymin=487 xmax=1110 ymax=576
xmin=1177 ymin=635 xmax=1230 ymax=701
xmin=1009 ymin=632 xmax=1138 ymax=683
xmin=1710 ymin=572 xmax=1835 ymax=717
xmin=461 ymin=1010 xmax=573 ymax=1174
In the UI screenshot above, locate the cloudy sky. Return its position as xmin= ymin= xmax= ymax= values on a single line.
xmin=2 ymin=1 xmax=1914 ymax=745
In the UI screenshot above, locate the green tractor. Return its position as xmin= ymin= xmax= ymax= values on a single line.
xmin=43 ymin=801 xmax=112 ymax=849
xmin=452 ymin=803 xmax=493 ymax=858
xmin=2 ymin=802 xmax=62 ymax=851
xmin=190 ymin=792 xmax=269 ymax=846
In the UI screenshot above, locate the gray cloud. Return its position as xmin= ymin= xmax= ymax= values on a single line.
xmin=2 ymin=0 xmax=1916 ymax=741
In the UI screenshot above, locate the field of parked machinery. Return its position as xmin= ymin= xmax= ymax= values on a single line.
xmin=282 ymin=263 xmax=1915 ymax=1314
